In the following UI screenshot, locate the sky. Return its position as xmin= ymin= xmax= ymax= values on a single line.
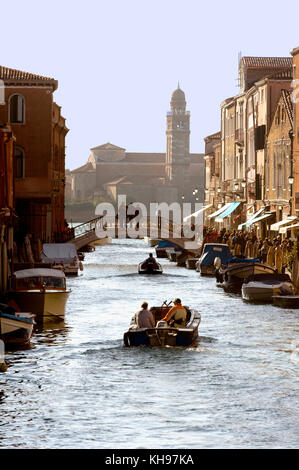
xmin=1 ymin=0 xmax=299 ymax=170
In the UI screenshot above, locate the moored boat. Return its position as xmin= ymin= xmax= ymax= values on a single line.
xmin=242 ymin=273 xmax=294 ymax=303
xmin=155 ymin=241 xmax=178 ymax=258
xmin=216 ymin=258 xmax=276 ymax=293
xmin=41 ymin=243 xmax=82 ymax=275
xmin=0 ymin=309 xmax=35 ymax=345
xmin=9 ymin=268 xmax=71 ymax=322
xmin=123 ymin=303 xmax=201 ymax=347
xmin=196 ymin=243 xmax=231 ymax=276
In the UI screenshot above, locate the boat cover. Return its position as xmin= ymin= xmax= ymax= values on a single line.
xmin=41 ymin=243 xmax=78 ymax=263
xmin=200 ymin=244 xmax=231 ymax=267
xmin=228 ymin=256 xmax=260 ymax=264
xmin=13 ymin=268 xmax=66 ymax=278
xmin=157 ymin=241 xmax=178 ymax=248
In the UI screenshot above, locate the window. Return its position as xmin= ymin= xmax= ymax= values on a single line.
xmin=14 ymin=147 xmax=25 ymax=178
xmin=9 ymin=94 xmax=25 ymax=123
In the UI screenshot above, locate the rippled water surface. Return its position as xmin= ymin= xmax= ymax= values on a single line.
xmin=1 ymin=239 xmax=298 ymax=448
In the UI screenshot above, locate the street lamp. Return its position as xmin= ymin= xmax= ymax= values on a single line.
xmin=288 ymin=176 xmax=294 ymax=185
xmin=217 ymin=187 xmax=221 ymax=193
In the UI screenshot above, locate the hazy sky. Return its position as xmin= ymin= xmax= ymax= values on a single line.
xmin=2 ymin=0 xmax=299 ymax=169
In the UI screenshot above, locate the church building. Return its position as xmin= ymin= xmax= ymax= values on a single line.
xmin=68 ymin=86 xmax=204 ymax=208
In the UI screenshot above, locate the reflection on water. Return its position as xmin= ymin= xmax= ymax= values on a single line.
xmin=0 ymin=238 xmax=298 ymax=449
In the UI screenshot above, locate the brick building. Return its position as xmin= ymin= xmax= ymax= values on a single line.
xmin=204 ymin=56 xmax=294 ymax=234
xmin=0 ymin=65 xmax=68 ymax=243
xmin=0 ymin=124 xmax=14 ymax=292
xmin=69 ymin=86 xmax=205 ymax=208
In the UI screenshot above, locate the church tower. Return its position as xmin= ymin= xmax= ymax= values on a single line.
xmin=166 ymin=84 xmax=191 ymax=201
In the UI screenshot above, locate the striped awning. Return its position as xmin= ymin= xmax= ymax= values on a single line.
xmin=246 ymin=212 xmax=274 ymax=225
xmin=237 ymin=207 xmax=266 ymax=230
xmin=215 ymin=202 xmax=241 ymax=222
xmin=207 ymin=203 xmax=232 ymax=219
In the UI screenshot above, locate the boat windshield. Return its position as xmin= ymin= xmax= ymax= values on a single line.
xmin=15 ymin=276 xmax=65 ymax=289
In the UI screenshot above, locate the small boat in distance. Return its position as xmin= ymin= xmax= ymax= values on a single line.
xmin=9 ymin=268 xmax=71 ymax=322
xmin=242 ymin=273 xmax=294 ymax=303
xmin=123 ymin=302 xmax=201 ymax=347
xmin=138 ymin=254 xmax=163 ymax=274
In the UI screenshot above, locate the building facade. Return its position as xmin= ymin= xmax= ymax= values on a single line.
xmin=0 ymin=65 xmax=68 ymax=243
xmin=204 ymin=55 xmax=295 ymax=235
xmin=68 ymin=86 xmax=205 ymax=209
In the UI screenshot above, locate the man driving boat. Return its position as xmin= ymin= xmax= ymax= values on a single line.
xmin=161 ymin=298 xmax=187 ymax=328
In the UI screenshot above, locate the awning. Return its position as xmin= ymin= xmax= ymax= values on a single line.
xmin=207 ymin=203 xmax=232 ymax=219
xmin=237 ymin=207 xmax=266 ymax=229
xmin=215 ymin=202 xmax=241 ymax=222
xmin=183 ymin=204 xmax=213 ymax=222
xmin=233 ymin=204 xmax=254 ymax=223
xmin=246 ymin=212 xmax=274 ymax=225
xmin=280 ymin=222 xmax=299 ymax=234
xmin=270 ymin=216 xmax=297 ymax=232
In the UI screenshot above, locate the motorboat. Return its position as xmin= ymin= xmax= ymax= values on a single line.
xmin=216 ymin=256 xmax=276 ymax=293
xmin=41 ymin=243 xmax=83 ymax=276
xmin=123 ymin=302 xmax=201 ymax=347
xmin=138 ymin=257 xmax=163 ymax=274
xmin=0 ymin=303 xmax=35 ymax=345
xmin=196 ymin=243 xmax=231 ymax=276
xmin=155 ymin=240 xmax=179 ymax=258
xmin=242 ymin=273 xmax=295 ymax=303
xmin=9 ymin=268 xmax=71 ymax=322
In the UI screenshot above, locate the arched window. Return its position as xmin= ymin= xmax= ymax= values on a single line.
xmin=14 ymin=146 xmax=25 ymax=178
xmin=9 ymin=94 xmax=25 ymax=123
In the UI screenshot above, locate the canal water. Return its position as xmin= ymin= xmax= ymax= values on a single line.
xmin=0 ymin=239 xmax=298 ymax=449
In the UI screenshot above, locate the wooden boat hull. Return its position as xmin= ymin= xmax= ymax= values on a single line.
xmin=220 ymin=263 xmax=276 ymax=293
xmin=11 ymin=290 xmax=71 ymax=321
xmin=0 ymin=313 xmax=34 ymax=345
xmin=273 ymin=295 xmax=299 ymax=308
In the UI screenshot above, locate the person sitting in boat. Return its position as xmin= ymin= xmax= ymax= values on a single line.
xmin=135 ymin=302 xmax=155 ymax=329
xmin=142 ymin=253 xmax=159 ymax=269
xmin=161 ymin=298 xmax=187 ymax=328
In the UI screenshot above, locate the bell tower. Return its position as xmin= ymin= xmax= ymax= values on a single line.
xmin=166 ymin=84 xmax=191 ymax=201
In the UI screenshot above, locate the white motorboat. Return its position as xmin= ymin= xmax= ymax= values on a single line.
xmin=10 ymin=268 xmax=71 ymax=322
xmin=242 ymin=273 xmax=295 ymax=303
xmin=41 ymin=243 xmax=82 ymax=275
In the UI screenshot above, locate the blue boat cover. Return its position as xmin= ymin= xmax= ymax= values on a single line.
xmin=228 ymin=256 xmax=260 ymax=264
xmin=157 ymin=241 xmax=178 ymax=248
xmin=200 ymin=244 xmax=232 ymax=267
